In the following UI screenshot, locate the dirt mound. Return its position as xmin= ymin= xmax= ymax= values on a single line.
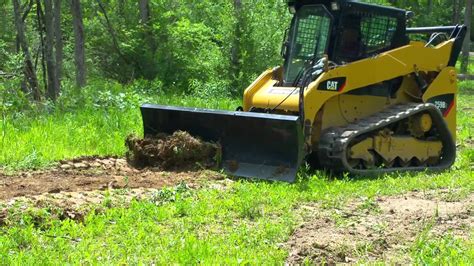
xmin=286 ymin=191 xmax=473 ymax=264
xmin=126 ymin=131 xmax=220 ymax=170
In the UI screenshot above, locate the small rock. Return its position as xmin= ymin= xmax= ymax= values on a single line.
xmin=113 ymin=176 xmax=128 ymax=188
xmin=90 ymin=162 xmax=101 ymax=168
xmin=60 ymin=164 xmax=72 ymax=170
xmin=115 ymin=159 xmax=127 ymax=166
xmin=102 ymin=160 xmax=114 ymax=167
xmin=48 ymin=188 xmax=61 ymax=194
xmin=73 ymin=163 xmax=89 ymax=169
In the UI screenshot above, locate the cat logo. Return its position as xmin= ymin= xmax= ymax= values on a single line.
xmin=326 ymin=81 xmax=339 ymax=91
xmin=318 ymin=77 xmax=347 ymax=92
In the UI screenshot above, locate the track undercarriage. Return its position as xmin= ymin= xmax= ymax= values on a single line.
xmin=318 ymin=103 xmax=456 ymax=176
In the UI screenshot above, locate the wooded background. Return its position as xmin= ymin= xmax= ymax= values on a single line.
xmin=0 ymin=0 xmax=472 ymax=106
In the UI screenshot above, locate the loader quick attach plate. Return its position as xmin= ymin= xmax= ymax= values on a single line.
xmin=141 ymin=104 xmax=305 ymax=182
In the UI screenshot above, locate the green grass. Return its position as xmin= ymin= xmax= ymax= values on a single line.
xmin=456 ymin=56 xmax=474 ymax=74
xmin=1 ymin=166 xmax=473 ymax=264
xmin=0 ymin=87 xmax=240 ymax=170
xmin=411 ymin=226 xmax=473 ymax=265
xmin=0 ymin=81 xmax=472 ymax=264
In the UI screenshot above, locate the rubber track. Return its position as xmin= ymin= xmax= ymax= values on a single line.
xmin=318 ymin=103 xmax=456 ymax=176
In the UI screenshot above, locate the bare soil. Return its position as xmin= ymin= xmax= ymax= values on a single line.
xmin=287 ymin=190 xmax=473 ymax=265
xmin=0 ymin=156 xmax=225 ymax=201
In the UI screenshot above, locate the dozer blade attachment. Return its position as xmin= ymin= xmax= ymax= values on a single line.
xmin=141 ymin=104 xmax=305 ymax=182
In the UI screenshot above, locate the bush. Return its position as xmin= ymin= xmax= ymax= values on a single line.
xmin=189 ymin=79 xmax=231 ymax=99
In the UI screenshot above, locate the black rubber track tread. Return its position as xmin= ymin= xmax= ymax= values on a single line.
xmin=318 ymin=103 xmax=456 ymax=176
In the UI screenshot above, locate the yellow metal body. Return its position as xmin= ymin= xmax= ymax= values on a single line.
xmin=243 ymin=39 xmax=458 ymax=148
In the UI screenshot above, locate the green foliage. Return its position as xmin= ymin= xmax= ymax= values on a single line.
xmin=167 ymin=18 xmax=226 ymax=90
xmin=232 ymin=1 xmax=291 ymax=90
xmin=1 ymin=0 xmax=472 ymax=101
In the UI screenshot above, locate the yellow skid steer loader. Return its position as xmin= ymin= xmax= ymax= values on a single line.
xmin=141 ymin=0 xmax=466 ymax=182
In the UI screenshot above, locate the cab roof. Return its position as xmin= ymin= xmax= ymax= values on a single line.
xmin=287 ymin=0 xmax=407 ymax=18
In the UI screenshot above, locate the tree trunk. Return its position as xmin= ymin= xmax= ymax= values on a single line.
xmin=427 ymin=0 xmax=433 ymax=14
xmin=139 ymin=0 xmax=156 ymax=54
xmin=53 ymin=0 xmax=63 ymax=88
xmin=453 ymin=0 xmax=461 ymax=24
xmin=13 ymin=0 xmax=41 ymax=101
xmin=231 ymin=0 xmax=243 ymax=88
xmin=36 ymin=0 xmax=48 ymax=93
xmin=71 ymin=0 xmax=86 ymax=87
xmin=44 ymin=0 xmax=58 ymax=101
xmin=461 ymin=0 xmax=472 ymax=74
xmin=139 ymin=0 xmax=150 ymax=24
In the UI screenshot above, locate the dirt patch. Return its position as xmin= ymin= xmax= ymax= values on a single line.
xmin=0 ymin=157 xmax=225 ymax=201
xmin=0 ymin=178 xmax=235 ymax=227
xmin=125 ymin=131 xmax=220 ymax=170
xmin=0 ymin=188 xmax=156 ymax=225
xmin=286 ymin=191 xmax=473 ymax=264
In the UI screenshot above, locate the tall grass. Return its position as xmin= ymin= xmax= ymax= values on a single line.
xmin=0 ymin=81 xmax=240 ymax=170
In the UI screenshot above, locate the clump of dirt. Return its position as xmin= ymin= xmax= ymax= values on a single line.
xmin=125 ymin=131 xmax=220 ymax=170
xmin=286 ymin=191 xmax=474 ymax=265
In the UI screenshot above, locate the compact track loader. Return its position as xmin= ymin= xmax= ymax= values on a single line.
xmin=141 ymin=0 xmax=466 ymax=182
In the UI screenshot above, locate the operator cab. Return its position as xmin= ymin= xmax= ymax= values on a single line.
xmin=282 ymin=0 xmax=408 ymax=86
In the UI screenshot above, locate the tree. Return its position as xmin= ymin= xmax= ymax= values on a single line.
xmin=35 ymin=0 xmax=47 ymax=92
xmin=12 ymin=0 xmax=41 ymax=101
xmin=231 ymin=0 xmax=243 ymax=89
xmin=44 ymin=0 xmax=59 ymax=100
xmin=53 ymin=0 xmax=63 ymax=85
xmin=461 ymin=0 xmax=472 ymax=74
xmin=139 ymin=0 xmax=156 ymax=54
xmin=71 ymin=0 xmax=86 ymax=87
xmin=452 ymin=0 xmax=462 ymax=24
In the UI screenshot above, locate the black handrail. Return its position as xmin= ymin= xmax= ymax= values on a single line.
xmin=406 ymin=26 xmax=460 ymax=34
